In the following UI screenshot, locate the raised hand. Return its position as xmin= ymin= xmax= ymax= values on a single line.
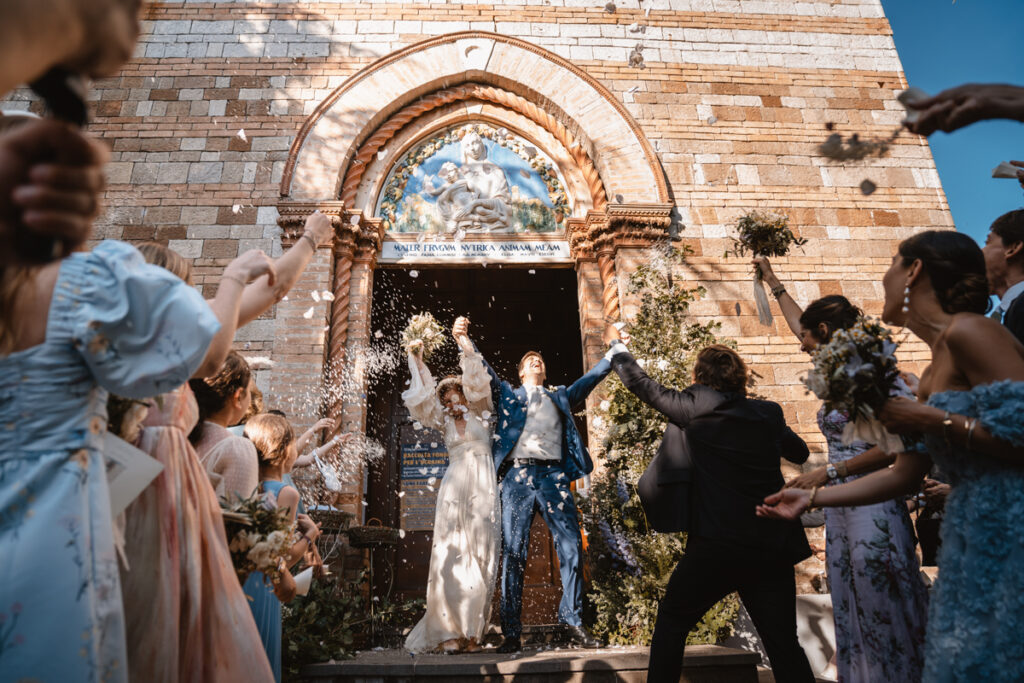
xmin=303 ymin=211 xmax=332 ymax=248
xmin=408 ymin=339 xmax=425 ymax=358
xmin=312 ymin=417 xmax=335 ymax=433
xmin=0 ymin=119 xmax=108 ymax=263
xmin=452 ymin=316 xmax=469 ymax=338
xmin=755 ymin=487 xmax=810 ymax=520
xmin=224 ymin=249 xmax=277 ymax=286
xmin=906 ymin=83 xmax=1024 ymax=136
xmin=1012 ymin=160 xmax=1024 ymax=190
xmin=751 ymin=256 xmax=781 ymax=289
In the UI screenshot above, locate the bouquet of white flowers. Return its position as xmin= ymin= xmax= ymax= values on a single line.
xmin=222 ymin=491 xmax=297 ymax=585
xmin=803 ymin=317 xmax=904 ymax=453
xmin=725 ymin=211 xmax=806 ymax=325
xmin=401 ymin=312 xmax=446 ymax=360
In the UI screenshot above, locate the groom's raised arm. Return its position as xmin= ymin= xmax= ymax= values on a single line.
xmin=565 ymin=355 xmax=613 ymax=406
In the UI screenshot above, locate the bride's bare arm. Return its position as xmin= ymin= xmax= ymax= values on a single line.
xmin=753 ymin=256 xmax=804 ymax=340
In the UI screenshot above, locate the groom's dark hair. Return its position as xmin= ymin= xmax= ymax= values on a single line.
xmin=518 ymin=351 xmax=544 ymax=376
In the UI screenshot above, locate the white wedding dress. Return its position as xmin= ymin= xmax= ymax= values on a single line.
xmin=402 ymin=350 xmax=500 ymax=653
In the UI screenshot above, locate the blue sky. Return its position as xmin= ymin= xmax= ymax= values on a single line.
xmin=881 ymin=0 xmax=1024 ymax=244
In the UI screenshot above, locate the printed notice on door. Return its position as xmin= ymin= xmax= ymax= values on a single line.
xmin=399 ymin=442 xmax=449 ymax=531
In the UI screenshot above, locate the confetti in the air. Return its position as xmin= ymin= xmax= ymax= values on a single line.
xmin=302 ymin=307 xmax=315 ymax=319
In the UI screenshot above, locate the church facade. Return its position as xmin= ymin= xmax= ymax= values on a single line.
xmin=4 ymin=0 xmax=950 ymax=600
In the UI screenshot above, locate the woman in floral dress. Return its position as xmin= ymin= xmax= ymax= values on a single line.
xmin=754 ymin=258 xmax=928 ymax=682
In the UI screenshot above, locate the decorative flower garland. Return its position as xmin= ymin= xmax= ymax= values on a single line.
xmin=378 ymin=123 xmax=571 ymax=232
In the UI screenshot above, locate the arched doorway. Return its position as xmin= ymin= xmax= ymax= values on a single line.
xmin=275 ymin=31 xmax=674 ymax=632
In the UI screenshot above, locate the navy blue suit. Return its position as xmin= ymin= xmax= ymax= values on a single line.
xmin=480 ymin=353 xmax=612 ymax=639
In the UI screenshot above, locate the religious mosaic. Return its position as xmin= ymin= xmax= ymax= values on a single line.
xmin=377 ymin=124 xmax=571 ymax=235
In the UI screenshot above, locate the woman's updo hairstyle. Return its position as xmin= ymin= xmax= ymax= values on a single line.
xmin=799 ymin=295 xmax=862 ymax=344
xmin=244 ymin=413 xmax=295 ymax=468
xmin=898 ymin=230 xmax=991 ymax=315
xmin=188 ymin=351 xmax=252 ymax=444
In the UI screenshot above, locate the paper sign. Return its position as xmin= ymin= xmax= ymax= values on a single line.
xmin=102 ymin=432 xmax=164 ymax=517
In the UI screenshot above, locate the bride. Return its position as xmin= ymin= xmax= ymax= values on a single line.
xmin=402 ymin=333 xmax=500 ymax=654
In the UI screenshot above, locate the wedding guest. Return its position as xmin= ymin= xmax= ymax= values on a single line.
xmin=759 ymin=230 xmax=1024 ymax=683
xmin=119 ymin=242 xmax=277 ymax=683
xmin=190 ymin=352 xmax=259 ymax=499
xmin=243 ymin=413 xmax=323 ymax=683
xmin=755 ymin=257 xmax=928 ymax=681
xmin=906 ymin=83 xmax=1024 ymax=136
xmin=981 ymin=209 xmax=1024 ymax=343
xmin=401 ymin=336 xmax=499 ymax=654
xmin=0 ymin=239 xmax=216 ymax=682
xmin=604 ymin=335 xmax=816 ymax=683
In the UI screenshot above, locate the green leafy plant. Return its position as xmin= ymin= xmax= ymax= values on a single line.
xmin=724 ymin=211 xmax=806 ymax=261
xmin=582 ymin=242 xmax=740 ymax=645
xmin=282 ymin=569 xmax=424 ymax=681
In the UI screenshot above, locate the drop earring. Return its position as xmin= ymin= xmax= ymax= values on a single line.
xmin=902 ymin=284 xmax=910 ymax=314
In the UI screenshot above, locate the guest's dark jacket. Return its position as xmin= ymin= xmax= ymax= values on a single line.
xmin=611 ymin=349 xmax=811 ymax=564
xmin=1003 ymin=293 xmax=1024 ymax=346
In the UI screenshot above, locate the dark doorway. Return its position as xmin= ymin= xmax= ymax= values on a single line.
xmin=365 ymin=265 xmax=586 ymax=628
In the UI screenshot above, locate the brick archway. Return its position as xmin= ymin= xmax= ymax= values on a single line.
xmin=280 ymin=32 xmax=670 ymax=206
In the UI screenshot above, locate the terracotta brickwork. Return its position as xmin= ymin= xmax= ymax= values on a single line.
xmin=4 ymin=1 xmax=948 ymax=588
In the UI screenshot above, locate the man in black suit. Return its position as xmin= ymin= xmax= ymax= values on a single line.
xmin=983 ymin=209 xmax=1024 ymax=344
xmin=606 ymin=334 xmax=815 ymax=683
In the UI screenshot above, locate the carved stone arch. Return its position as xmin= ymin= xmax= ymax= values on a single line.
xmin=342 ymin=88 xmax=606 ymax=222
xmin=280 ymin=32 xmax=669 ymax=207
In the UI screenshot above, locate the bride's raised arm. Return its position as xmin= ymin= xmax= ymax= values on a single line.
xmin=401 ymin=342 xmax=445 ymax=431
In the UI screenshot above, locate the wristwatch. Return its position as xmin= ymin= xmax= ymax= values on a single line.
xmin=826 ymin=463 xmax=839 ymax=481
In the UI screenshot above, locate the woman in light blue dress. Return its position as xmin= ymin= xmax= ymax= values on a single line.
xmin=760 ymin=231 xmax=1024 ymax=682
xmin=242 ymin=412 xmax=321 ymax=683
xmin=0 ymin=241 xmax=219 ymax=682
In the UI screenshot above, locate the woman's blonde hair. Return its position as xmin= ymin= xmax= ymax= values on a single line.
xmin=244 ymin=413 xmax=295 ymax=468
xmin=137 ymin=242 xmax=193 ymax=285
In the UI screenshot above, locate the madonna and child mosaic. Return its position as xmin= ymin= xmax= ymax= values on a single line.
xmin=377 ymin=124 xmax=571 ymax=236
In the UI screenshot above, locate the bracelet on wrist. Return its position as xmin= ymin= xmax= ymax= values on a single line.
xmin=222 ymin=273 xmax=247 ymax=287
xmin=807 ymin=486 xmax=819 ymax=510
xmin=941 ymin=410 xmax=954 ymax=444
xmin=300 ymin=232 xmax=319 ymax=251
xmin=770 ymin=284 xmax=787 ymax=299
xmin=965 ymin=417 xmax=979 ymax=451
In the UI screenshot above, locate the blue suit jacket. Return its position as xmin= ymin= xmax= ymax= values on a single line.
xmin=480 ymin=353 xmax=612 ymax=482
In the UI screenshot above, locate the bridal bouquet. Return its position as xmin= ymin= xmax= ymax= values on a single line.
xmin=222 ymin=492 xmax=297 ymax=585
xmin=803 ymin=317 xmax=905 ymax=453
xmin=725 ymin=211 xmax=806 ymax=325
xmin=401 ymin=312 xmax=446 ymax=360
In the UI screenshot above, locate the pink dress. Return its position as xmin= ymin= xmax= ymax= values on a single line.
xmin=119 ymin=384 xmax=274 ymax=682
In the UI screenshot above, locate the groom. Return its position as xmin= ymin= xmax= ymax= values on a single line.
xmin=452 ymin=317 xmax=613 ymax=653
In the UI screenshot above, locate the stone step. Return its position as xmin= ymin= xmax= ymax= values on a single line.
xmin=301 ymin=644 xmax=761 ymax=682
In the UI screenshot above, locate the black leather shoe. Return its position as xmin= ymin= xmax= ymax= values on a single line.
xmin=496 ymin=637 xmax=521 ymax=654
xmin=565 ymin=624 xmax=601 ymax=648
